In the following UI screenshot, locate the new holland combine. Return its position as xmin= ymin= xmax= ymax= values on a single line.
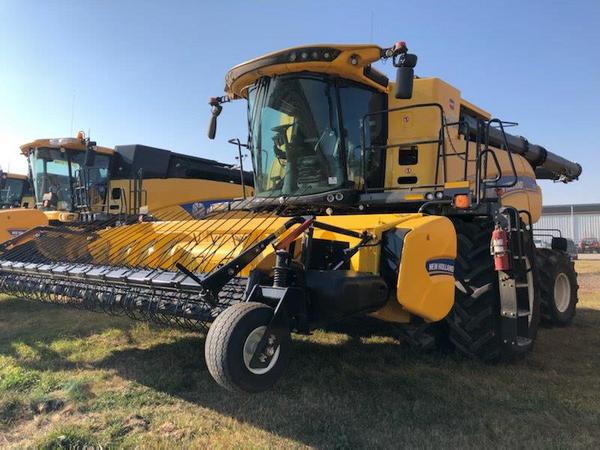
xmin=0 ymin=133 xmax=252 ymax=243
xmin=0 ymin=42 xmax=581 ymax=392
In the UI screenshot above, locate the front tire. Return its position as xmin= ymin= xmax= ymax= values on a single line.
xmin=205 ymin=302 xmax=291 ymax=393
xmin=447 ymin=219 xmax=540 ymax=361
xmin=535 ymin=248 xmax=578 ymax=326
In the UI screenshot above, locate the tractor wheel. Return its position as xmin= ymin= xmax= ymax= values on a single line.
xmin=535 ymin=248 xmax=578 ymax=326
xmin=447 ymin=220 xmax=540 ymax=361
xmin=205 ymin=302 xmax=291 ymax=393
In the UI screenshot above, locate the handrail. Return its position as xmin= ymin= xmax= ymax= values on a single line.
xmin=360 ymin=103 xmax=447 ymax=192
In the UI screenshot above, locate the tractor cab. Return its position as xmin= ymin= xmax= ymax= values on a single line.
xmin=212 ymin=44 xmax=391 ymax=210
xmin=247 ymin=72 xmax=386 ymax=202
xmin=21 ymin=133 xmax=113 ymax=223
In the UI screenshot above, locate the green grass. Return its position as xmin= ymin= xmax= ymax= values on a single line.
xmin=0 ymin=261 xmax=599 ymax=448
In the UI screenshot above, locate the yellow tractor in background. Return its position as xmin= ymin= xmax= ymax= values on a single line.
xmin=0 ymin=171 xmax=34 ymax=209
xmin=0 ymin=42 xmax=581 ymax=393
xmin=0 ymin=171 xmax=41 ymax=242
xmin=0 ymin=132 xmax=252 ymax=243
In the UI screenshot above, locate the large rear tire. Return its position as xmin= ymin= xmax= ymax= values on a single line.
xmin=205 ymin=302 xmax=291 ymax=393
xmin=447 ymin=220 xmax=540 ymax=361
xmin=535 ymin=248 xmax=578 ymax=326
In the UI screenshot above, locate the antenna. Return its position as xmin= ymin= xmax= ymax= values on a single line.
xmin=70 ymin=91 xmax=76 ymax=136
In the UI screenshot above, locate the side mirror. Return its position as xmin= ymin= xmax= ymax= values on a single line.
xmin=395 ymin=67 xmax=414 ymax=99
xmin=208 ymin=110 xmax=219 ymax=139
xmin=394 ymin=53 xmax=418 ymax=99
xmin=208 ymin=103 xmax=223 ymax=140
xmin=84 ymin=142 xmax=96 ymax=167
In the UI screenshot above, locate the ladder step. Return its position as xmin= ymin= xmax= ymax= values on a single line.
xmin=516 ymin=336 xmax=532 ymax=346
xmin=515 ymin=282 xmax=529 ymax=288
xmin=517 ymin=309 xmax=530 ymax=317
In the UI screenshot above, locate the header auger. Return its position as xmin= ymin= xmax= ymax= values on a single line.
xmin=0 ymin=42 xmax=582 ymax=392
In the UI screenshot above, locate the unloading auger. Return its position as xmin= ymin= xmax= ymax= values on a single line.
xmin=0 ymin=42 xmax=583 ymax=393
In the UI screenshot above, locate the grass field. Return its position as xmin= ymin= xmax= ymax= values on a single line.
xmin=1 ymin=262 xmax=599 ymax=448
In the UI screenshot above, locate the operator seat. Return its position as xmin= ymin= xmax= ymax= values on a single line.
xmin=282 ymin=126 xmax=329 ymax=194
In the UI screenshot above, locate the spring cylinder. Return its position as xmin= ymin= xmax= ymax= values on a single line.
xmin=273 ymin=250 xmax=292 ymax=287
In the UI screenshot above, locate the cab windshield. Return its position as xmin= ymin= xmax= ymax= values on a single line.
xmin=248 ymin=74 xmax=385 ymax=197
xmin=30 ymin=148 xmax=110 ymax=211
xmin=0 ymin=178 xmax=25 ymax=208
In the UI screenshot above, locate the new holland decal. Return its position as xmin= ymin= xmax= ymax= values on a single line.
xmin=426 ymin=258 xmax=455 ymax=276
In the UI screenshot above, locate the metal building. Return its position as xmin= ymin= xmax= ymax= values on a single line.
xmin=537 ymin=203 xmax=600 ymax=243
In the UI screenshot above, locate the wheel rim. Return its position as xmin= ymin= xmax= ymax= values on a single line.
xmin=554 ymin=272 xmax=571 ymax=313
xmin=242 ymin=326 xmax=281 ymax=375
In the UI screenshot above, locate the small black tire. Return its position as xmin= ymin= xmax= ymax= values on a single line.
xmin=205 ymin=302 xmax=291 ymax=393
xmin=535 ymin=248 xmax=578 ymax=326
xmin=447 ymin=219 xmax=540 ymax=362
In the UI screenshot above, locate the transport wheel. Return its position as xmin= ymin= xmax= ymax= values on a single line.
xmin=447 ymin=220 xmax=540 ymax=361
xmin=535 ymin=248 xmax=578 ymax=326
xmin=205 ymin=302 xmax=291 ymax=393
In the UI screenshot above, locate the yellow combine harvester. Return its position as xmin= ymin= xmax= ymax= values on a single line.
xmin=0 ymin=133 xmax=252 ymax=242
xmin=0 ymin=42 xmax=581 ymax=393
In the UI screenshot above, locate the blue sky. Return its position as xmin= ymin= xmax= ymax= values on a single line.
xmin=1 ymin=0 xmax=598 ymax=204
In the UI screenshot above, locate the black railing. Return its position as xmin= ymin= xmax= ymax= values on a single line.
xmin=360 ymin=102 xmax=521 ymax=207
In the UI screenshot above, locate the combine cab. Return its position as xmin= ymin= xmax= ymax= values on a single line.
xmin=0 ymin=171 xmax=33 ymax=209
xmin=0 ymin=42 xmax=582 ymax=392
xmin=0 ymin=171 xmax=44 ymax=242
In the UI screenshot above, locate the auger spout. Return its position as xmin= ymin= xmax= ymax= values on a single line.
xmin=463 ymin=115 xmax=582 ymax=182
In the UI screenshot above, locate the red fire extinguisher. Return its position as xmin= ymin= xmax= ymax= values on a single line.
xmin=491 ymin=225 xmax=510 ymax=271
